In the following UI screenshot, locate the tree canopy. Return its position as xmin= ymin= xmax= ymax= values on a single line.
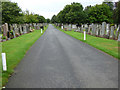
xmin=113 ymin=1 xmax=120 ymax=24
xmin=51 ymin=15 xmax=57 ymax=23
xmin=53 ymin=2 xmax=86 ymax=25
xmin=2 ymin=1 xmax=46 ymax=24
xmin=51 ymin=1 xmax=119 ymax=24
xmin=2 ymin=1 xmax=23 ymax=24
xmin=46 ymin=18 xmax=50 ymax=23
xmin=2 ymin=0 xmax=119 ymax=24
xmin=87 ymin=4 xmax=113 ymax=23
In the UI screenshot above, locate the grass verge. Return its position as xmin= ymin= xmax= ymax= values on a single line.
xmin=0 ymin=42 xmax=2 ymax=89
xmin=1 ymin=25 xmax=48 ymax=87
xmin=55 ymin=25 xmax=119 ymax=60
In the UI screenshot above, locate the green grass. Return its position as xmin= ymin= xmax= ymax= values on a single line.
xmin=1 ymin=25 xmax=48 ymax=87
xmin=55 ymin=25 xmax=119 ymax=60
xmin=0 ymin=42 xmax=2 ymax=89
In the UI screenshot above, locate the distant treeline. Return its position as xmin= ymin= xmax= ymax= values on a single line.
xmin=2 ymin=1 xmax=51 ymax=24
xmin=51 ymin=1 xmax=120 ymax=25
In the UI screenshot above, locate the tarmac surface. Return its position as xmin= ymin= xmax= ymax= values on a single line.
xmin=6 ymin=24 xmax=118 ymax=88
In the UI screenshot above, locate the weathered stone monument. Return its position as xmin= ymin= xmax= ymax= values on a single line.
xmin=23 ymin=25 xmax=27 ymax=34
xmin=37 ymin=23 xmax=40 ymax=30
xmin=115 ymin=26 xmax=119 ymax=40
xmin=72 ymin=24 xmax=77 ymax=30
xmin=2 ymin=23 xmax=8 ymax=39
xmin=88 ymin=25 xmax=91 ymax=34
xmin=110 ymin=26 xmax=114 ymax=39
xmin=101 ymin=22 xmax=106 ymax=37
xmin=68 ymin=24 xmax=71 ymax=31
xmin=91 ymin=23 xmax=96 ymax=35
xmin=81 ymin=25 xmax=84 ymax=33
xmin=106 ymin=24 xmax=110 ymax=38
xmin=95 ymin=24 xmax=99 ymax=36
xmin=117 ymin=26 xmax=120 ymax=41
xmin=19 ymin=25 xmax=23 ymax=35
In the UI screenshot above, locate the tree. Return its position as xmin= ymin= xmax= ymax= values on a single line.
xmin=2 ymin=1 xmax=23 ymax=24
xmin=87 ymin=4 xmax=113 ymax=23
xmin=51 ymin=15 xmax=57 ymax=23
xmin=23 ymin=11 xmax=38 ymax=23
xmin=103 ymin=0 xmax=114 ymax=10
xmin=117 ymin=1 xmax=120 ymax=24
xmin=37 ymin=15 xmax=46 ymax=23
xmin=55 ymin=2 xmax=86 ymax=25
xmin=46 ymin=18 xmax=50 ymax=23
xmin=84 ymin=5 xmax=92 ymax=24
xmin=114 ymin=1 xmax=120 ymax=24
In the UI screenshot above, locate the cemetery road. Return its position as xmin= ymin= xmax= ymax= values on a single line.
xmin=6 ymin=24 xmax=118 ymax=88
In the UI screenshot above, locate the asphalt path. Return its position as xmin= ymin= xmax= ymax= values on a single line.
xmin=6 ymin=24 xmax=118 ymax=88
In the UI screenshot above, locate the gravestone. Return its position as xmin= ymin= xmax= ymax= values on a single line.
xmin=68 ymin=24 xmax=72 ymax=31
xmin=98 ymin=24 xmax=102 ymax=36
xmin=37 ymin=24 xmax=40 ymax=30
xmin=26 ymin=24 xmax=30 ymax=32
xmin=33 ymin=23 xmax=37 ymax=30
xmin=114 ymin=24 xmax=117 ymax=30
xmin=23 ymin=25 xmax=27 ymax=34
xmin=117 ymin=25 xmax=120 ymax=41
xmin=19 ymin=25 xmax=23 ymax=35
xmin=91 ymin=23 xmax=96 ymax=35
xmin=118 ymin=34 xmax=120 ymax=41
xmin=30 ymin=23 xmax=33 ymax=29
xmin=12 ymin=27 xmax=16 ymax=38
xmin=14 ymin=24 xmax=20 ymax=36
xmin=81 ymin=25 xmax=84 ymax=33
xmin=3 ymin=23 xmax=8 ymax=39
xmin=9 ymin=25 xmax=14 ymax=39
xmin=116 ymin=25 xmax=120 ymax=40
xmin=72 ymin=25 xmax=77 ymax=30
xmin=64 ymin=24 xmax=68 ymax=31
xmin=101 ymin=22 xmax=106 ymax=37
xmin=85 ymin=24 xmax=88 ymax=33
xmin=106 ymin=24 xmax=110 ymax=38
xmin=78 ymin=27 xmax=81 ymax=32
xmin=64 ymin=24 xmax=68 ymax=30
xmin=110 ymin=26 xmax=114 ymax=39
xmin=88 ymin=25 xmax=91 ymax=34
xmin=40 ymin=23 xmax=44 ymax=30
xmin=95 ymin=24 xmax=99 ymax=36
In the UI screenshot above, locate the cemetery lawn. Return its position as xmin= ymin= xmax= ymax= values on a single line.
xmin=2 ymin=25 xmax=48 ymax=87
xmin=55 ymin=26 xmax=119 ymax=60
xmin=0 ymin=42 xmax=2 ymax=89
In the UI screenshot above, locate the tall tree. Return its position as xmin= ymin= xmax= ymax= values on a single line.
xmin=46 ymin=18 xmax=50 ymax=23
xmin=87 ymin=4 xmax=113 ymax=23
xmin=51 ymin=15 xmax=57 ymax=23
xmin=115 ymin=1 xmax=120 ymax=24
xmin=24 ymin=11 xmax=38 ymax=23
xmin=56 ymin=2 xmax=86 ymax=25
xmin=2 ymin=1 xmax=23 ymax=24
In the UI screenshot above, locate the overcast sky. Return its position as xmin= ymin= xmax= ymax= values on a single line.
xmin=10 ymin=0 xmax=118 ymax=19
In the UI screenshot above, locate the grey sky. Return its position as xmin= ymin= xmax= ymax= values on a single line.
xmin=10 ymin=0 xmax=118 ymax=19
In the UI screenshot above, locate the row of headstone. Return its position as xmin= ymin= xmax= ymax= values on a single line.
xmin=0 ymin=23 xmax=47 ymax=42
xmin=58 ymin=22 xmax=120 ymax=41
